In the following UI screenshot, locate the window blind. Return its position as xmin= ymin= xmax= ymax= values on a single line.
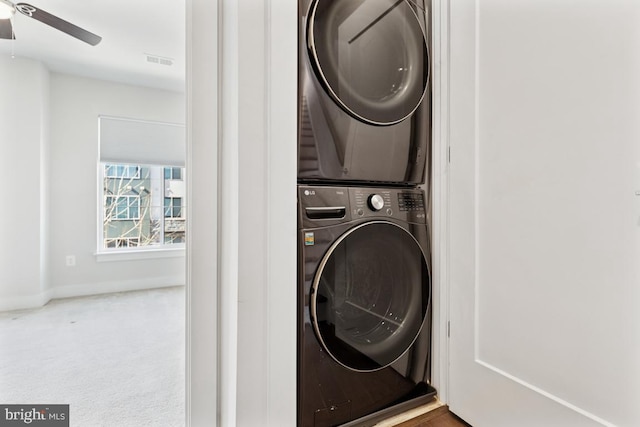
xmin=99 ymin=116 xmax=186 ymax=167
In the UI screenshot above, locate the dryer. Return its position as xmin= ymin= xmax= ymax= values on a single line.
xmin=298 ymin=0 xmax=431 ymax=186
xmin=298 ymin=185 xmax=435 ymax=426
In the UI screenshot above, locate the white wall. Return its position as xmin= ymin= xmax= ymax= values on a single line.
xmin=48 ymin=73 xmax=186 ymax=299
xmin=186 ymin=0 xmax=220 ymax=424
xmin=0 ymin=63 xmax=187 ymax=311
xmin=0 ymin=57 xmax=50 ymax=311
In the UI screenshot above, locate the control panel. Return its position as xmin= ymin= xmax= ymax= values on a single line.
xmin=299 ymin=186 xmax=427 ymax=226
xmin=350 ymin=187 xmax=426 ymax=223
xmin=398 ymin=192 xmax=425 ymax=211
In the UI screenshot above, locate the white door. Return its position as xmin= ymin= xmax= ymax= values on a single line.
xmin=447 ymin=1 xmax=640 ymax=426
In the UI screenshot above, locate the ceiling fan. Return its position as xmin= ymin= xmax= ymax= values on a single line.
xmin=0 ymin=0 xmax=101 ymax=46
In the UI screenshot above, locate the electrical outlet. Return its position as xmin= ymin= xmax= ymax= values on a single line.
xmin=66 ymin=255 xmax=76 ymax=267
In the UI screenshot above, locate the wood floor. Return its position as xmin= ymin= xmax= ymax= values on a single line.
xmin=395 ymin=406 xmax=471 ymax=427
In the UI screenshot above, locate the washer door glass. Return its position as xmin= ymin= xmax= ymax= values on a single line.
xmin=311 ymin=222 xmax=430 ymax=372
xmin=308 ymin=0 xmax=429 ymax=125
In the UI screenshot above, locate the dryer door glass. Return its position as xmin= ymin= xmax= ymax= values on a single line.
xmin=311 ymin=221 xmax=430 ymax=372
xmin=308 ymin=0 xmax=429 ymax=126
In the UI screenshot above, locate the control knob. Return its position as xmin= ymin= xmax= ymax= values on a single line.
xmin=368 ymin=194 xmax=385 ymax=211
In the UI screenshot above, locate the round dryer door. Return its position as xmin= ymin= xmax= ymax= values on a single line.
xmin=307 ymin=0 xmax=429 ymax=126
xmin=310 ymin=221 xmax=430 ymax=372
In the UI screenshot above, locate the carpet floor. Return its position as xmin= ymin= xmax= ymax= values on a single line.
xmin=0 ymin=287 xmax=185 ymax=427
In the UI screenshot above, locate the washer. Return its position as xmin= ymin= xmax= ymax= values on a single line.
xmin=298 ymin=185 xmax=435 ymax=426
xmin=298 ymin=0 xmax=431 ymax=185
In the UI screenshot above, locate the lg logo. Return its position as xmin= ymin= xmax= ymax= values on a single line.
xmin=304 ymin=190 xmax=316 ymax=196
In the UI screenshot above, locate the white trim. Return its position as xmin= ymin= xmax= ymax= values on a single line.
xmin=219 ymin=0 xmax=239 ymax=424
xmin=52 ymin=279 xmax=184 ymax=300
xmin=186 ymin=0 xmax=220 ymax=425
xmin=475 ymin=359 xmax=616 ymax=427
xmin=0 ymin=289 xmax=54 ymax=312
xmin=265 ymin=0 xmax=297 ymax=425
xmin=430 ymin=0 xmax=450 ymax=405
xmin=472 ymin=0 xmax=481 ymax=365
xmin=0 ymin=281 xmax=184 ymax=313
xmin=98 ymin=114 xmax=186 ymax=128
xmin=185 ymin=1 xmax=194 ymax=424
xmin=95 ymin=247 xmax=185 ymax=262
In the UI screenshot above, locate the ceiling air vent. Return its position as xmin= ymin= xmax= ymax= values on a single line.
xmin=145 ymin=54 xmax=174 ymax=66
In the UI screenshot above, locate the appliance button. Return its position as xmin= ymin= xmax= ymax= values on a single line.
xmin=367 ymin=194 xmax=385 ymax=211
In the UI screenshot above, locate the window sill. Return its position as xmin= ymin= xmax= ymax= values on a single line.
xmin=95 ymin=247 xmax=185 ymax=263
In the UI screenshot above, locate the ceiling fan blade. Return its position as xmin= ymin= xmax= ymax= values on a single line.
xmin=15 ymin=3 xmax=101 ymax=46
xmin=0 ymin=18 xmax=13 ymax=40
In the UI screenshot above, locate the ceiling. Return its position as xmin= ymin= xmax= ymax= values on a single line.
xmin=0 ymin=0 xmax=185 ymax=92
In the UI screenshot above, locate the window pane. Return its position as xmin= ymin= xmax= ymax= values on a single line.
xmin=105 ymin=163 xmax=141 ymax=179
xmin=173 ymin=198 xmax=181 ymax=217
xmin=165 ymin=234 xmax=185 ymax=244
xmin=129 ymin=197 xmax=140 ymax=219
xmin=127 ymin=166 xmax=139 ymax=178
xmin=164 ymin=197 xmax=171 ymax=217
xmin=116 ymin=197 xmax=126 ymax=219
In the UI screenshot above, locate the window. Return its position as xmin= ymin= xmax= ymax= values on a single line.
xmin=164 ymin=167 xmax=182 ymax=180
xmin=165 ymin=234 xmax=185 ymax=244
xmin=105 ymin=164 xmax=140 ymax=179
xmin=106 ymin=195 xmax=140 ymax=220
xmin=164 ymin=197 xmax=182 ymax=218
xmin=98 ymin=117 xmax=186 ymax=253
xmin=105 ymin=238 xmax=140 ymax=248
xmin=101 ymin=163 xmax=186 ymax=251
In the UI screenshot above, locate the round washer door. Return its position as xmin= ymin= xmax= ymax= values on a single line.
xmin=308 ymin=0 xmax=429 ymax=126
xmin=310 ymin=221 xmax=430 ymax=372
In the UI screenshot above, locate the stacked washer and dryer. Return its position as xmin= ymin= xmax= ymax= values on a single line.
xmin=297 ymin=0 xmax=435 ymax=426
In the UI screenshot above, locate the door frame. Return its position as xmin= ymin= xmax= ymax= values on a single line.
xmin=185 ymin=0 xmax=298 ymax=426
xmin=185 ymin=0 xmax=451 ymax=425
xmin=185 ymin=0 xmax=220 ymax=425
xmin=429 ymin=0 xmax=451 ymax=405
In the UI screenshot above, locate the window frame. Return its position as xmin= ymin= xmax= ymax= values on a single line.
xmin=98 ymin=162 xmax=186 ymax=256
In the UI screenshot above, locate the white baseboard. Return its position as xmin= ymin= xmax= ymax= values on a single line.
xmin=0 ymin=278 xmax=185 ymax=312
xmin=0 ymin=289 xmax=55 ymax=313
xmin=52 ymin=277 xmax=185 ymax=300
